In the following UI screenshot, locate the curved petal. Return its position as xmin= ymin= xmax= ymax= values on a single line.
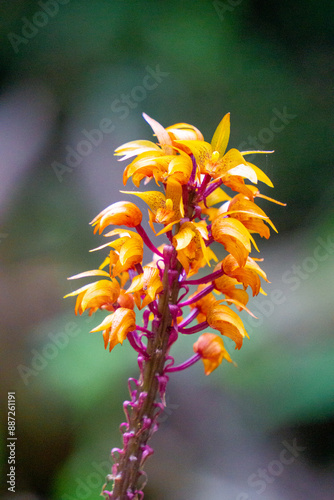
xmin=228 ymin=164 xmax=257 ymax=184
xmin=68 ymin=269 xmax=110 ymax=280
xmin=167 ymin=154 xmax=193 ymax=184
xmin=206 ymin=304 xmax=249 ymax=350
xmin=246 ymin=162 xmax=274 ymax=187
xmin=175 ymin=139 xmax=212 ymax=168
xmin=143 ymin=113 xmax=173 ymax=155
xmin=114 ymin=140 xmax=161 ymax=161
xmin=173 ymin=224 xmax=195 ymax=250
xmin=210 ymin=112 xmax=230 ymax=157
xmin=121 ymin=190 xmax=166 ymax=214
xmin=91 ymin=202 xmax=143 ymax=232
xmin=193 ymin=333 xmax=233 ymax=375
xmin=166 ymin=122 xmax=204 ymax=141
xmin=211 ymin=216 xmax=252 ymax=267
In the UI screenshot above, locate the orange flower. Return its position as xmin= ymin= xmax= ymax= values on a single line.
xmin=91 ymin=202 xmax=142 ymax=233
xmin=189 ymin=284 xmax=217 ymax=323
xmin=173 ymin=221 xmax=218 ymax=276
xmin=64 ymin=274 xmax=121 ymax=316
xmin=213 ymin=271 xmax=249 ymax=310
xmin=176 ymin=113 xmax=269 ymax=183
xmin=122 ymin=177 xmax=184 ymax=232
xmin=166 ymin=122 xmax=204 ymax=143
xmin=227 ymin=194 xmax=277 ymax=239
xmin=126 ymin=266 xmax=163 ymax=309
xmin=193 ymin=333 xmax=233 ymax=375
xmin=90 ymin=307 xmax=136 ymax=352
xmin=116 ymin=113 xmax=175 ymax=186
xmin=116 ymin=114 xmax=197 ymax=187
xmin=91 ymin=229 xmax=144 ymax=277
xmin=206 ymin=303 xmax=249 ymax=349
xmin=211 ymin=215 xmax=254 ymax=267
xmin=221 ymin=254 xmax=269 ymax=296
xmin=117 ymin=289 xmax=135 ymax=310
xmin=122 ymin=150 xmax=193 ymax=187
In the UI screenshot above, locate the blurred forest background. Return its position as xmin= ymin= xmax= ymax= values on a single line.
xmin=0 ymin=1 xmax=333 ymax=499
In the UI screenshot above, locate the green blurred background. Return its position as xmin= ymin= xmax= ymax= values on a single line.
xmin=1 ymin=1 xmax=333 ymax=499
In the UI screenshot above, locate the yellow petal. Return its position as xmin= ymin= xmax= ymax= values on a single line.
xmin=167 ymin=154 xmax=193 ymax=184
xmin=255 ymin=193 xmax=286 ymax=205
xmin=211 ymin=216 xmax=252 ymax=267
xmin=64 ymin=283 xmax=92 ymax=298
xmin=193 ymin=220 xmax=209 ymax=240
xmin=80 ymin=279 xmax=120 ymax=312
xmin=173 ymin=225 xmax=195 ymax=250
xmin=91 ymin=308 xmax=136 ymax=351
xmin=155 ymin=219 xmax=181 ymax=236
xmin=216 ymin=298 xmax=257 ymax=318
xmin=91 ymin=201 xmax=142 ymax=232
xmin=205 ymin=187 xmax=232 ymax=207
xmin=103 ymin=229 xmax=139 ymax=238
xmin=194 ymin=333 xmax=233 ymax=375
xmin=166 ymin=177 xmax=184 ymax=218
xmin=142 ymin=113 xmax=174 ymax=155
xmin=121 ymin=190 xmax=166 ymax=214
xmin=246 ymin=162 xmax=274 ymax=187
xmin=206 ymin=304 xmax=249 ymax=350
xmin=214 ymin=148 xmax=247 ymax=178
xmin=114 ymin=140 xmax=161 ymax=161
xmin=228 ymin=164 xmax=258 ymax=184
xmin=68 ymin=269 xmax=110 ymax=280
xmin=166 ymin=122 xmax=204 ymax=141
xmin=175 ymin=139 xmax=212 ymax=168
xmin=210 ymin=112 xmax=230 ymax=157
xmin=117 ymin=238 xmax=143 ymax=270
xmin=90 ymin=313 xmax=114 ymax=332
xmin=241 ymin=150 xmax=274 ymax=155
xmin=228 ymin=196 xmax=278 ymax=233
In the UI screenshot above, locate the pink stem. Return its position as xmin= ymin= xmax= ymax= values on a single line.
xmin=135 ymin=224 xmax=163 ymax=257
xmin=165 ymin=353 xmax=201 ymax=373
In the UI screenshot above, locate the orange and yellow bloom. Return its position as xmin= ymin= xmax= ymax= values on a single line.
xmin=193 ymin=333 xmax=233 ymax=375
xmin=65 ymin=110 xmax=283 ymax=498
xmin=66 ymin=111 xmax=282 ymax=360
xmin=91 ymin=307 xmax=136 ymax=352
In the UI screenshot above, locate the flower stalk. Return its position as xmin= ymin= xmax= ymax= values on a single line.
xmin=65 ymin=111 xmax=284 ymax=498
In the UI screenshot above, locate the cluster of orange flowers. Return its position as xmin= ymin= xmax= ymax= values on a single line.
xmin=66 ymin=112 xmax=282 ymax=375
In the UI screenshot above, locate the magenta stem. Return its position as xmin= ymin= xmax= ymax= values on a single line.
xmin=196 ymin=173 xmax=211 ymax=199
xmin=178 ymin=284 xmax=214 ymax=307
xmin=136 ymin=325 xmax=154 ymax=338
xmin=135 ymin=224 xmax=163 ymax=257
xmin=182 ymin=268 xmax=224 ymax=285
xmin=165 ymin=353 xmax=201 ymax=373
xmin=127 ymin=331 xmax=149 ymax=359
xmin=203 ymin=178 xmax=223 ymax=199
xmin=178 ymin=307 xmax=199 ymax=328
xmin=179 ymin=321 xmax=209 ymax=335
